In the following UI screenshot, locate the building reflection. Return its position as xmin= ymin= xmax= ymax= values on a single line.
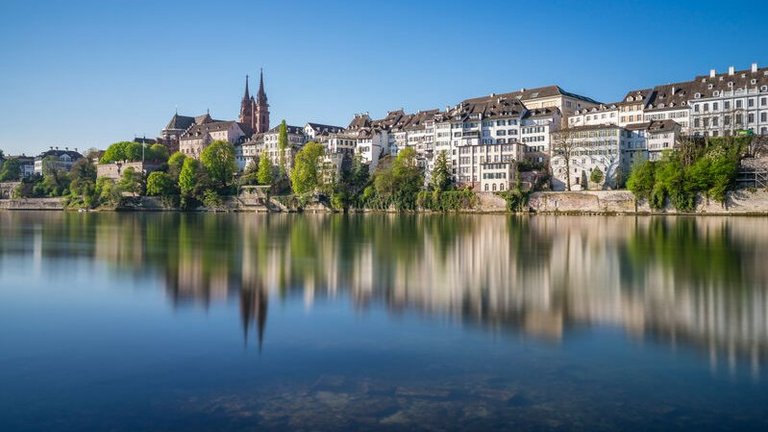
xmin=2 ymin=211 xmax=768 ymax=371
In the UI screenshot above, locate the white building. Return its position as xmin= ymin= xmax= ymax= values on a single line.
xmin=688 ymin=63 xmax=768 ymax=137
xmin=646 ymin=120 xmax=682 ymax=161
xmin=480 ymin=162 xmax=516 ymax=192
xmin=521 ymin=107 xmax=561 ymax=165
xmin=34 ymin=148 xmax=84 ymax=175
xmin=550 ymin=124 xmax=626 ymax=191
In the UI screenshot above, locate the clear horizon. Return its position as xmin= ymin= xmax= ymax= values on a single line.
xmin=1 ymin=0 xmax=767 ymax=155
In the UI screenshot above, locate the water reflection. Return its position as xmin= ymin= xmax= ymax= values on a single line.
xmin=1 ymin=212 xmax=767 ymax=372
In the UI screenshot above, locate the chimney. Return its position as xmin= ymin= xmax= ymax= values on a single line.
xmin=671 ymin=86 xmax=676 ymax=95
xmin=752 ymin=63 xmax=758 ymax=73
xmin=728 ymin=66 xmax=735 ymax=76
xmin=709 ymin=69 xmax=716 ymax=78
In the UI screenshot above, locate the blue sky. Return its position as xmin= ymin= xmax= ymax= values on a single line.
xmin=1 ymin=0 xmax=767 ymax=155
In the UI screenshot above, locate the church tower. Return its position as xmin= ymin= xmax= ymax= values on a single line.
xmin=239 ymin=75 xmax=254 ymax=126
xmin=253 ymin=69 xmax=270 ymax=134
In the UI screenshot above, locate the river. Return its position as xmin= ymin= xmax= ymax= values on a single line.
xmin=1 ymin=212 xmax=767 ymax=431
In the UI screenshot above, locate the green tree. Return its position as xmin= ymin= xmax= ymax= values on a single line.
xmin=290 ymin=141 xmax=324 ymax=194
xmin=430 ymin=150 xmax=451 ymax=192
xmin=119 ymin=166 xmax=145 ymax=196
xmin=69 ymin=158 xmax=97 ymax=207
xmin=179 ymin=157 xmax=205 ymax=200
xmin=146 ymin=171 xmax=176 ymax=196
xmin=277 ymin=120 xmax=288 ymax=177
xmin=167 ymin=151 xmax=187 ymax=181
xmin=589 ymin=167 xmax=604 ymax=186
xmin=95 ymin=177 xmax=121 ymax=206
xmin=257 ymin=154 xmax=273 ymax=185
xmin=238 ymin=159 xmax=260 ymax=186
xmin=100 ymin=141 xmax=130 ymax=163
xmin=148 ymin=144 xmax=169 ymax=162
xmin=0 ymin=158 xmax=21 ymax=181
xmin=200 ymin=140 xmax=236 ymax=191
xmin=626 ymin=160 xmax=655 ymax=200
xmin=39 ymin=156 xmax=70 ymax=197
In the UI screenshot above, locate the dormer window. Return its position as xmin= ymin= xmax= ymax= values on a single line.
xmin=708 ymin=84 xmax=713 ymax=89
xmin=751 ymin=79 xmax=757 ymax=85
xmin=761 ymin=85 xmax=768 ymax=92
xmin=728 ymin=82 xmax=734 ymax=87
xmin=713 ymin=91 xmax=719 ymax=97
xmin=694 ymin=93 xmax=701 ymax=99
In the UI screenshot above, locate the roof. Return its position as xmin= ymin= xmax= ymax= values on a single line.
xmin=449 ymin=95 xmax=526 ymax=121
xmin=305 ymin=122 xmax=344 ymax=134
xmin=181 ymin=121 xmax=245 ymax=139
xmin=644 ymin=81 xmax=696 ymax=112
xmin=618 ymin=88 xmax=653 ymax=106
xmin=36 ymin=149 xmax=84 ymax=160
xmin=266 ymin=124 xmax=304 ymax=135
xmin=164 ymin=112 xmax=214 ymax=132
xmin=164 ymin=114 xmax=196 ymax=131
xmin=524 ymin=107 xmax=561 ymax=119
xmin=647 ymin=119 xmax=680 ymax=132
xmin=555 ymin=124 xmax=622 ymax=133
xmin=465 ymin=85 xmax=602 ymax=105
xmin=403 ymin=109 xmax=440 ymax=131
xmin=347 ymin=114 xmax=372 ymax=130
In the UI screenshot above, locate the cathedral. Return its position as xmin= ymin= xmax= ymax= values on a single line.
xmin=238 ymin=69 xmax=270 ymax=134
xmin=161 ymin=70 xmax=270 ymax=156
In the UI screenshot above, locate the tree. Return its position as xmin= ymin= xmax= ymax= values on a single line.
xmin=69 ymin=158 xmax=97 ymax=207
xmin=146 ymin=171 xmax=175 ymax=196
xmin=238 ymin=158 xmax=260 ymax=186
xmin=372 ymin=146 xmax=423 ymax=210
xmin=626 ymin=160 xmax=656 ymax=200
xmin=551 ymin=126 xmax=578 ymax=191
xmin=167 ymin=151 xmax=187 ymax=181
xmin=0 ymin=158 xmax=21 ymax=181
xmin=277 ymin=120 xmax=288 ymax=177
xmin=119 ymin=166 xmax=145 ymax=196
xmin=290 ymin=141 xmax=324 ymax=194
xmin=179 ymin=157 xmax=205 ymax=200
xmin=39 ymin=156 xmax=70 ymax=197
xmin=430 ymin=150 xmax=451 ymax=192
xmin=200 ymin=140 xmax=236 ymax=190
xmin=95 ymin=177 xmax=121 ymax=206
xmin=148 ymin=144 xmax=169 ymax=162
xmin=100 ymin=141 xmax=130 ymax=163
xmin=590 ymin=167 xmax=604 ymax=187
xmin=257 ymin=154 xmax=273 ymax=185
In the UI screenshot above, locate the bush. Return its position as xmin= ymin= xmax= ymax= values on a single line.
xmin=417 ymin=189 xmax=477 ymax=211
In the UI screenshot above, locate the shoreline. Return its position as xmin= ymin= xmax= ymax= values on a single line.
xmin=3 ymin=190 xmax=768 ymax=216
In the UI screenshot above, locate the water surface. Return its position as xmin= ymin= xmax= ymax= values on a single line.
xmin=1 ymin=212 xmax=767 ymax=431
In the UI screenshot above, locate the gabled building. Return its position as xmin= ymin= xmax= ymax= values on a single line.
xmin=688 ymin=63 xmax=768 ymax=137
xmin=34 ymin=148 xmax=84 ymax=175
xmin=179 ymin=120 xmax=251 ymax=158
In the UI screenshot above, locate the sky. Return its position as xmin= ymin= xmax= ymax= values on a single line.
xmin=1 ymin=0 xmax=767 ymax=155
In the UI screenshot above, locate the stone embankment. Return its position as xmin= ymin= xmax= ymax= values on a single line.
xmin=3 ymin=190 xmax=768 ymax=214
xmin=0 ymin=197 xmax=65 ymax=210
xmin=527 ymin=190 xmax=768 ymax=215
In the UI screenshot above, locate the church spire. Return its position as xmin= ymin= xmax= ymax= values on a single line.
xmin=257 ymin=68 xmax=267 ymax=104
xmin=243 ymin=75 xmax=250 ymax=101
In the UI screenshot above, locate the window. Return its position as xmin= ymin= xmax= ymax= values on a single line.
xmin=748 ymin=113 xmax=755 ymax=123
xmin=724 ymin=101 xmax=731 ymax=110
xmin=713 ymin=102 xmax=718 ymax=111
xmin=737 ymin=100 xmax=743 ymax=108
xmin=749 ymin=98 xmax=755 ymax=107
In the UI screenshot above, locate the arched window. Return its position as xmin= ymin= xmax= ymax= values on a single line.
xmin=492 ymin=183 xmax=497 ymax=191
xmin=484 ymin=184 xmax=489 ymax=191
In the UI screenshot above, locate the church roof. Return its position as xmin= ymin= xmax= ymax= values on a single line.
xmin=164 ymin=114 xmax=196 ymax=131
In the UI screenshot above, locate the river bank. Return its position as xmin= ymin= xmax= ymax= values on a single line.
xmin=2 ymin=190 xmax=768 ymax=215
